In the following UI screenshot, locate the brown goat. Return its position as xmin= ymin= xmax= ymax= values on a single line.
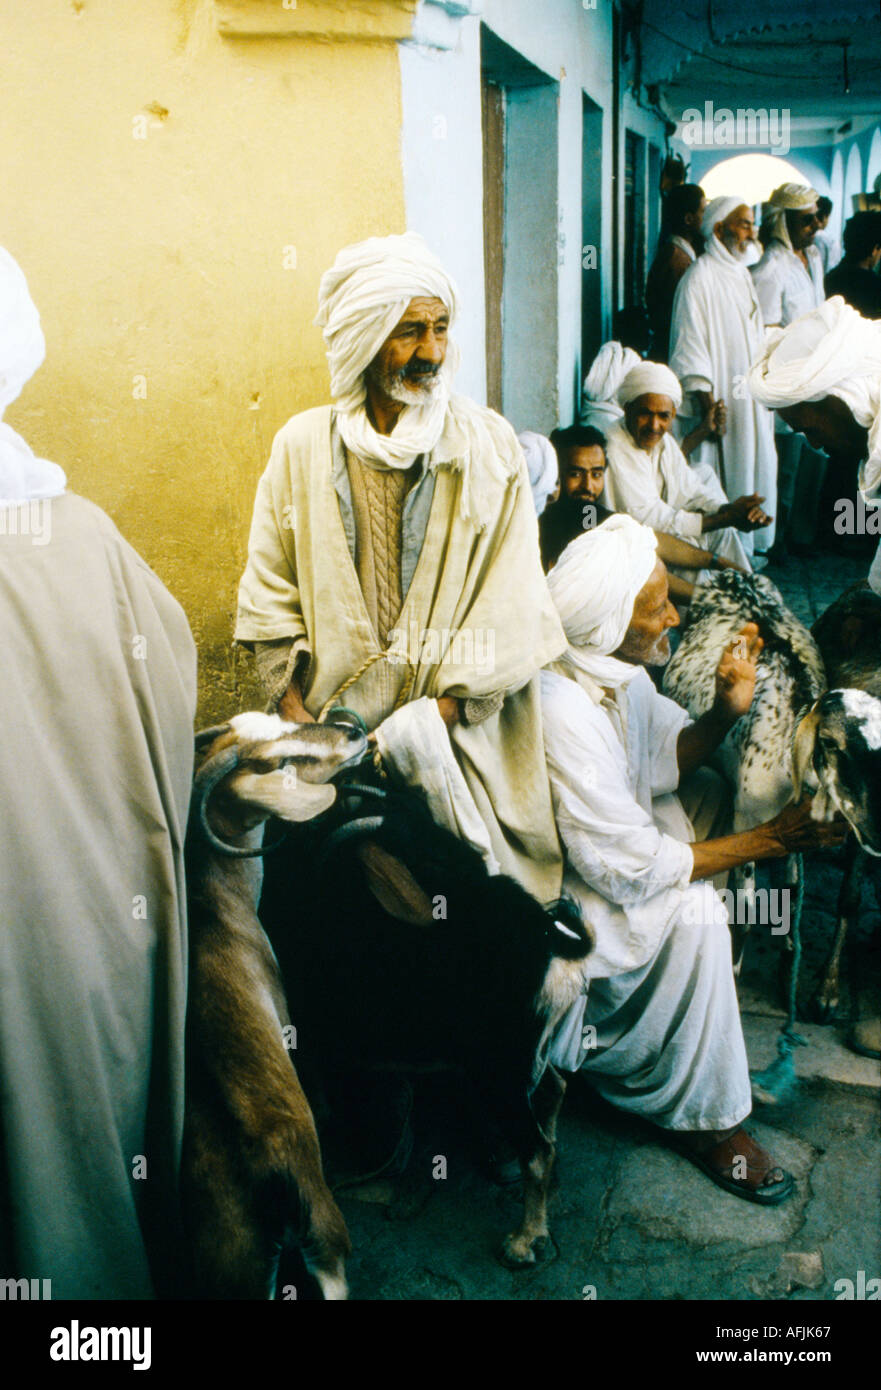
xmin=181 ymin=713 xmax=368 ymax=1299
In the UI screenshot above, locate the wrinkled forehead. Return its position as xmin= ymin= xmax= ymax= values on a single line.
xmin=634 ymin=559 xmax=668 ymax=613
xmin=630 ymin=393 xmax=676 ymax=415
xmin=388 ymin=296 xmax=451 ymax=332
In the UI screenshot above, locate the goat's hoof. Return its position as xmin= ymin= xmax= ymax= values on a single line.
xmin=808 ymin=993 xmax=839 ymax=1024
xmin=499 ymin=1232 xmax=548 ymax=1269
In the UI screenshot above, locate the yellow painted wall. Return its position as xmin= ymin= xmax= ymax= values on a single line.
xmin=0 ymin=0 xmax=409 ymax=720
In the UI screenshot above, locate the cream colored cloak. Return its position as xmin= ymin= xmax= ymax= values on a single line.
xmin=235 ymin=404 xmax=566 ymax=901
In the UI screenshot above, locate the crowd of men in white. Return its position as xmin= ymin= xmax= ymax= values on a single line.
xmin=1 ymin=193 xmax=879 ymax=1295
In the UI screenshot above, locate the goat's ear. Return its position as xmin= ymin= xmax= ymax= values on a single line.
xmin=224 ymin=767 xmax=337 ymax=823
xmin=791 ymin=706 xmax=821 ymax=801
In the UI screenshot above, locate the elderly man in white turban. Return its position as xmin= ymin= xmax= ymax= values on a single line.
xmin=540 ymin=516 xmax=846 ymax=1202
xmin=751 ymin=183 xmax=827 ymax=556
xmin=602 ymin=360 xmax=766 ymax=571
xmin=0 ymin=247 xmax=197 ymax=1296
xmin=235 ymin=233 xmax=566 ymax=900
xmin=749 ymin=295 xmax=881 ymax=595
xmin=669 ymin=197 xmax=777 ymax=560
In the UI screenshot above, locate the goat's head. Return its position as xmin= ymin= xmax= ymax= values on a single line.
xmin=192 ymin=712 xmax=369 ymax=856
xmin=792 ymin=690 xmax=881 ymax=856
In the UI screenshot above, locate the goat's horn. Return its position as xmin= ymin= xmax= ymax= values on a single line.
xmin=191 ymin=744 xmax=244 ymax=853
xmin=194 ymin=722 xmax=232 ymax=749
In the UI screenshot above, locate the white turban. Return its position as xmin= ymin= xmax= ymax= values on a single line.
xmin=315 ymin=232 xmax=460 ymax=471
xmin=748 ymin=296 xmax=881 ymax=595
xmin=701 ymin=196 xmax=747 ymax=243
xmin=0 ymin=247 xmax=67 ymax=506
xmin=760 ymin=182 xmax=819 ymax=252
xmin=546 ymin=514 xmax=659 ymax=692
xmin=617 ymin=361 xmax=683 ymax=411
xmin=517 ymin=431 xmax=558 ymax=516
xmin=581 ymin=341 xmax=641 ymax=428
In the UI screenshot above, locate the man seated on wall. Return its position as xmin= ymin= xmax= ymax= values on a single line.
xmin=540 ymin=516 xmax=847 ymax=1204
xmin=538 ymin=424 xmax=743 ymax=603
xmin=602 ymin=362 xmax=770 ymax=572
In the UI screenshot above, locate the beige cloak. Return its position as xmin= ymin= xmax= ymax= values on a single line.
xmin=235 ymin=404 xmax=567 ymax=901
xmin=0 ymin=492 xmax=197 ymax=1298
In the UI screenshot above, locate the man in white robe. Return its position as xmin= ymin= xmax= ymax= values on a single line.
xmin=751 ymin=183 xmax=827 ymax=555
xmin=235 ymin=233 xmax=566 ymax=901
xmin=541 ymin=516 xmax=847 ymax=1201
xmin=0 ymin=248 xmax=197 ymax=1297
xmin=748 ymin=294 xmax=881 ymax=597
xmin=602 ymin=361 xmax=766 ymax=570
xmin=670 ymin=196 xmax=777 ymax=558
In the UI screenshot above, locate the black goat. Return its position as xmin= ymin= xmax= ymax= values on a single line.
xmin=259 ymin=780 xmax=594 ymax=1268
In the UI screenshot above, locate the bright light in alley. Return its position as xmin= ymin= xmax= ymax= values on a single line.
xmin=699 ymin=154 xmax=811 ymax=204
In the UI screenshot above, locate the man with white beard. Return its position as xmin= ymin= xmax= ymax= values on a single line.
xmin=670 ymin=197 xmax=777 ymax=560
xmin=235 ymin=232 xmax=566 ymax=901
xmin=751 ymin=183 xmax=826 ymax=556
xmin=540 ymin=516 xmax=846 ymax=1202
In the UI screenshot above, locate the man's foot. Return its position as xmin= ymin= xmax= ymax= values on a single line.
xmin=674 ymin=1127 xmax=794 ymax=1206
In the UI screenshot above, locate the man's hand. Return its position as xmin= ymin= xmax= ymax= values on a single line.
xmin=714 ymin=622 xmax=763 ymax=720
xmin=722 ymin=494 xmax=773 ymax=532
xmin=706 ymin=398 xmax=727 ymax=439
xmin=766 ymin=798 xmax=851 ymax=855
xmin=436 ymin=696 xmax=460 ymax=728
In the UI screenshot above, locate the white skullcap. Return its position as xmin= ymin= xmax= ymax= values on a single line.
xmin=761 ymin=182 xmax=819 ymax=252
xmin=701 ymin=196 xmax=748 ymax=243
xmin=315 ymin=232 xmax=459 ymax=411
xmin=546 ymin=515 xmax=659 ymax=689
xmin=517 ymin=431 xmax=558 ymax=516
xmin=617 ymin=361 xmax=683 ymax=410
xmin=583 ymin=341 xmax=642 ymax=406
xmin=0 ymin=247 xmax=66 ymax=505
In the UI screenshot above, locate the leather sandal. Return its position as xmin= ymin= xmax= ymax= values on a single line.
xmin=675 ymin=1128 xmax=795 ymax=1206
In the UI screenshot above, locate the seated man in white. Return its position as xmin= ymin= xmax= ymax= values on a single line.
xmin=541 ymin=516 xmax=846 ymax=1203
xmin=602 ymin=361 xmax=769 ymax=571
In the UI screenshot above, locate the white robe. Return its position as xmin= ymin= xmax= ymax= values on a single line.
xmin=670 ymin=237 xmax=777 ymax=554
xmin=541 ymin=668 xmax=751 ymax=1131
xmin=602 ymin=419 xmax=750 ymax=568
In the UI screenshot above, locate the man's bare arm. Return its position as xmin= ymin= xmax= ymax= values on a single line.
xmin=691 ymin=799 xmax=849 ymax=880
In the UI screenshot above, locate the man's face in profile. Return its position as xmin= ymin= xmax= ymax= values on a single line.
xmin=615 ymin=560 xmax=680 ymax=668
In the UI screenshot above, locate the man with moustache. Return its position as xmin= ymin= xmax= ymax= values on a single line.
xmin=670 ymin=197 xmax=777 ymax=561
xmin=235 ymin=232 xmax=566 ymax=901
xmin=602 ymin=362 xmax=766 ymax=569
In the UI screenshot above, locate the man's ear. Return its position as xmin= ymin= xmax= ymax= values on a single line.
xmin=791 ymin=706 xmax=821 ymax=801
xmin=225 ymin=767 xmax=337 ymax=823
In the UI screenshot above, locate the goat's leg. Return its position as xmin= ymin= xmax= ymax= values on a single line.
xmin=483 ymin=1066 xmax=566 ymax=1269
xmin=731 ymin=861 xmax=757 ymax=978
xmin=811 ymin=835 xmax=863 ymax=1024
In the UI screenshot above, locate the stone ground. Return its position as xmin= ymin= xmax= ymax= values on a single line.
xmin=329 ymin=545 xmax=881 ymax=1303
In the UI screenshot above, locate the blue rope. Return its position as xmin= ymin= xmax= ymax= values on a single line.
xmin=750 ymin=853 xmax=807 ymax=1103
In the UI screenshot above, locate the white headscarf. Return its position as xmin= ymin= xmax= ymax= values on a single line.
xmin=546 ymin=515 xmax=659 ymax=693
xmin=315 ymin=232 xmax=460 ymax=471
xmin=581 ymin=341 xmax=641 ymax=428
xmin=700 ymin=195 xmax=747 ymax=243
xmin=760 ymin=182 xmax=819 ymax=253
xmin=0 ymin=247 xmax=67 ymax=506
xmin=748 ymin=296 xmax=881 ymax=595
xmin=617 ymin=361 xmax=683 ymax=410
xmin=517 ymin=431 xmax=558 ymax=516
xmin=748 ymin=296 xmax=881 ymax=496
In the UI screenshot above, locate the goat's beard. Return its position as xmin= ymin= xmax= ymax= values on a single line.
xmin=366 ymin=362 xmax=443 ymax=406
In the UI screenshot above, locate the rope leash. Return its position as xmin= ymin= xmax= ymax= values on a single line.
xmin=750 ymin=852 xmax=807 ymax=1103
